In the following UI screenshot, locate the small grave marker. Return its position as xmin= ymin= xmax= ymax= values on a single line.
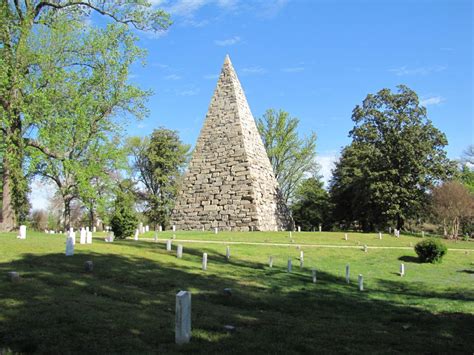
xmin=312 ymin=269 xmax=317 ymax=283
xmin=298 ymin=226 xmax=301 ymax=232
xmin=177 ymin=245 xmax=183 ymax=259
xmin=172 ymin=225 xmax=176 ymax=232
xmin=214 ymin=227 xmax=218 ymax=234
xmin=86 ymin=231 xmax=92 ymax=244
xmin=202 ymin=253 xmax=208 ymax=270
xmin=400 ymin=263 xmax=405 ymax=277
xmin=17 ymin=225 xmax=26 ymax=240
xmin=226 ymin=246 xmax=230 ymax=261
xmin=80 ymin=228 xmax=86 ymax=244
xmin=166 ymin=240 xmax=172 ymax=251
xmin=358 ymin=274 xmax=364 ymax=291
xmin=134 ymin=229 xmax=139 ymax=241
xmin=175 ymin=291 xmax=192 ymax=345
xmin=319 ymin=224 xmax=322 ymax=232
xmin=300 ymin=250 xmax=304 ymax=268
xmin=363 ymin=245 xmax=368 ymax=253
xmin=66 ymin=234 xmax=75 ymax=256
xmin=344 ymin=233 xmax=348 ymax=241
xmin=287 ymin=258 xmax=292 ymax=273
xmin=378 ymin=232 xmax=382 ymax=240
xmin=269 ymin=256 xmax=273 ymax=268
xmin=7 ymin=271 xmax=20 ymax=282
xmin=159 ymin=225 xmax=163 ymax=232
xmin=84 ymin=261 xmax=93 ymax=272
xmin=345 ymin=264 xmax=350 ymax=284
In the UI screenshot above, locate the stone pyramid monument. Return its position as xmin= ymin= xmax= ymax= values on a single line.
xmin=171 ymin=56 xmax=292 ymax=231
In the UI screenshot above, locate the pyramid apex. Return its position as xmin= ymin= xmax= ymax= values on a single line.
xmin=224 ymin=54 xmax=232 ymax=65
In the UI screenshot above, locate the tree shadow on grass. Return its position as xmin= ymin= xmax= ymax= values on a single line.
xmin=398 ymin=255 xmax=422 ymax=263
xmin=0 ymin=244 xmax=473 ymax=354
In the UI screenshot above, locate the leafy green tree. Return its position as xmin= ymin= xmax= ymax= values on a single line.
xmin=257 ymin=109 xmax=317 ymax=203
xmin=0 ymin=1 xmax=170 ymax=231
xmin=29 ymin=18 xmax=143 ymax=229
xmin=291 ymin=176 xmax=330 ymax=231
xmin=128 ymin=129 xmax=189 ymax=229
xmin=330 ymin=85 xmax=453 ymax=231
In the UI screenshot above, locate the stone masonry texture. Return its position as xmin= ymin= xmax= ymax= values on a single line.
xmin=171 ymin=56 xmax=292 ymax=231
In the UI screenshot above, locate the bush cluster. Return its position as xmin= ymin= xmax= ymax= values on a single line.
xmin=414 ymin=238 xmax=447 ymax=263
xmin=110 ymin=209 xmax=138 ymax=240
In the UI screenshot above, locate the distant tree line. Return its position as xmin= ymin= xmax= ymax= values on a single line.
xmin=258 ymin=87 xmax=473 ymax=238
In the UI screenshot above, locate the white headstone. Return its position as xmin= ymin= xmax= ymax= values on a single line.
xmin=345 ymin=264 xmax=350 ymax=284
xmin=297 ymin=226 xmax=301 ymax=232
xmin=70 ymin=231 xmax=76 ymax=245
xmin=378 ymin=232 xmax=382 ymax=240
xmin=17 ymin=225 xmax=26 ymax=239
xmin=300 ymin=250 xmax=304 ymax=268
xmin=318 ymin=224 xmax=322 ymax=232
xmin=214 ymin=227 xmax=218 ymax=234
xmin=105 ymin=232 xmax=114 ymax=243
xmin=400 ymin=263 xmax=405 ymax=277
xmin=389 ymin=227 xmax=392 ymax=234
xmin=86 ymin=226 xmax=89 ymax=233
xmin=287 ymin=258 xmax=292 ymax=273
xmin=289 ymin=231 xmax=292 ymax=238
xmin=358 ymin=274 xmax=364 ymax=291
xmin=154 ymin=232 xmax=158 ymax=242
xmin=269 ymin=256 xmax=273 ymax=268
xmin=201 ymin=226 xmax=205 ymax=232
xmin=363 ymin=245 xmax=368 ymax=253
xmin=86 ymin=231 xmax=92 ymax=244
xmin=226 ymin=246 xmax=230 ymax=261
xmin=159 ymin=225 xmax=163 ymax=232
xmin=312 ymin=269 xmax=317 ymax=283
xmin=421 ymin=231 xmax=425 ymax=238
xmin=175 ymin=291 xmax=192 ymax=345
xmin=93 ymin=226 xmax=96 ymax=233
xmin=172 ymin=225 xmax=176 ymax=232
xmin=275 ymin=226 xmax=278 ymax=232
xmin=80 ymin=228 xmax=86 ymax=244
xmin=134 ymin=229 xmax=139 ymax=241
xmin=166 ymin=240 xmax=172 ymax=251
xmin=66 ymin=234 xmax=75 ymax=256
xmin=139 ymin=223 xmax=143 ymax=234
xmin=344 ymin=233 xmax=348 ymax=241
xmin=177 ymin=245 xmax=183 ymax=259
xmin=202 ymin=253 xmax=208 ymax=270
xmin=145 ymin=225 xmax=149 ymax=232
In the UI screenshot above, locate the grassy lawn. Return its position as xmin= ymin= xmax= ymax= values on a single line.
xmin=1 ymin=231 xmax=473 ymax=353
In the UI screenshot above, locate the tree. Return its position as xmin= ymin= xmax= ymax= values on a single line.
xmin=110 ymin=186 xmax=138 ymax=240
xmin=291 ymin=176 xmax=330 ymax=231
xmin=128 ymin=128 xmax=189 ymax=229
xmin=257 ymin=109 xmax=317 ymax=203
xmin=330 ymin=85 xmax=453 ymax=231
xmin=0 ymin=1 xmax=170 ymax=231
xmin=431 ymin=181 xmax=473 ymax=239
xmin=29 ymin=18 xmax=143 ymax=230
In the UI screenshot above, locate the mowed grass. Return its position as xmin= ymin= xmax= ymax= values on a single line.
xmin=0 ymin=231 xmax=473 ymax=353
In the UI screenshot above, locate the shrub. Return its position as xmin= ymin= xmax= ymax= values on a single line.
xmin=110 ymin=209 xmax=138 ymax=240
xmin=415 ymin=238 xmax=447 ymax=263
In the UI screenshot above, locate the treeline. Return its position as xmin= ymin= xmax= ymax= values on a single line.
xmin=285 ymin=87 xmax=473 ymax=238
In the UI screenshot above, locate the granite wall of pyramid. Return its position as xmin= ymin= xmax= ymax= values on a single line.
xmin=171 ymin=56 xmax=292 ymax=231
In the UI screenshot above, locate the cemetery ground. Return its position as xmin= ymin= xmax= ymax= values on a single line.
xmin=1 ymin=231 xmax=473 ymax=353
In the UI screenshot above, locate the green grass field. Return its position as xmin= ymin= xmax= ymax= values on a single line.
xmin=1 ymin=231 xmax=473 ymax=353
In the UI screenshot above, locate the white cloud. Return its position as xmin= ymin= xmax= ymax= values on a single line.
xmin=29 ymin=178 xmax=56 ymax=211
xmin=137 ymin=123 xmax=146 ymax=129
xmin=241 ymin=66 xmax=267 ymax=75
xmin=165 ymin=74 xmax=182 ymax=80
xmin=259 ymin=0 xmax=288 ymax=18
xmin=420 ymin=95 xmax=445 ymax=106
xmin=281 ymin=67 xmax=304 ymax=73
xmin=214 ymin=36 xmax=241 ymax=46
xmin=177 ymin=88 xmax=200 ymax=96
xmin=389 ymin=65 xmax=446 ymax=76
xmin=204 ymin=74 xmax=219 ymax=80
xmin=316 ymin=153 xmax=339 ymax=187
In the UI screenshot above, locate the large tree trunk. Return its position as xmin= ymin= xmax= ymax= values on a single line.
xmin=1 ymin=158 xmax=16 ymax=231
xmin=63 ymin=198 xmax=72 ymax=231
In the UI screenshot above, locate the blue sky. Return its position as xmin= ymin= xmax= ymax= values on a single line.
xmin=30 ymin=0 xmax=473 ymax=209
